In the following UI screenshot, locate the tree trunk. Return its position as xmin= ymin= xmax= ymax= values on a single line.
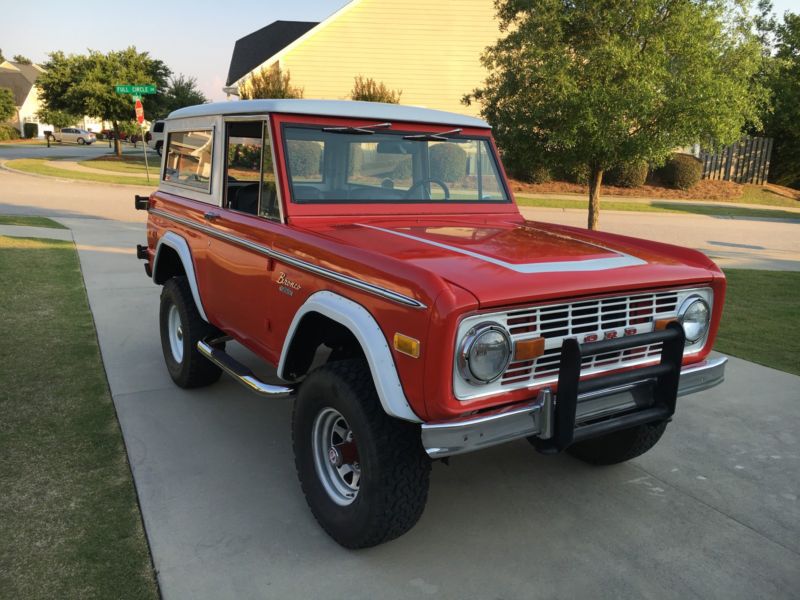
xmin=113 ymin=121 xmax=122 ymax=158
xmin=587 ymin=167 xmax=603 ymax=230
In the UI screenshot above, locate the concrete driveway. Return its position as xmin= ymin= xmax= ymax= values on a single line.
xmin=2 ymin=169 xmax=799 ymax=599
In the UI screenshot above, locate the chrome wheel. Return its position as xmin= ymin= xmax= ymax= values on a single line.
xmin=167 ymin=304 xmax=184 ymax=363
xmin=312 ymin=408 xmax=360 ymax=506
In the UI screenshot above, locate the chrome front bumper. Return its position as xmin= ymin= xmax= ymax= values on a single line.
xmin=421 ymin=355 xmax=727 ymax=458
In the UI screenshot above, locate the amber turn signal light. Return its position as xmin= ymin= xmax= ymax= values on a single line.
xmin=655 ymin=318 xmax=678 ymax=330
xmin=393 ymin=333 xmax=420 ymax=358
xmin=513 ymin=337 xmax=545 ymax=361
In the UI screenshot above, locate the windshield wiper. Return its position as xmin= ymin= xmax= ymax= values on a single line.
xmin=403 ymin=128 xmax=462 ymax=141
xmin=322 ymin=122 xmax=392 ymax=135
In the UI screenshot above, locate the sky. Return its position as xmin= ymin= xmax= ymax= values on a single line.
xmin=1 ymin=0 xmax=798 ymax=103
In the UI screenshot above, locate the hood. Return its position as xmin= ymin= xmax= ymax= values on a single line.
xmin=297 ymin=216 xmax=719 ymax=307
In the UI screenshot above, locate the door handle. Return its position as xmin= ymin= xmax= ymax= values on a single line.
xmin=203 ymin=212 xmax=219 ymax=222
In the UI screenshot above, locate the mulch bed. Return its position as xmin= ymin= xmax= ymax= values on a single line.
xmin=509 ymin=178 xmax=745 ymax=200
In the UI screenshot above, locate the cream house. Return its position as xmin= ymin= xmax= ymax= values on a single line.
xmin=224 ymin=0 xmax=501 ymax=116
xmin=0 ymin=60 xmax=53 ymax=136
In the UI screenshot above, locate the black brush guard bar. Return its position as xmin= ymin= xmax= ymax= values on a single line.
xmin=535 ymin=322 xmax=685 ymax=454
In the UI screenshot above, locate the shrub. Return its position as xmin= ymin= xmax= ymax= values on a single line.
xmin=239 ymin=64 xmax=303 ymax=100
xmin=350 ymin=76 xmax=402 ymax=103
xmin=559 ymin=163 xmax=589 ymax=185
xmin=23 ymin=123 xmax=37 ymax=139
xmin=0 ymin=124 xmax=20 ymax=141
xmin=391 ymin=158 xmax=413 ymax=180
xmin=430 ymin=143 xmax=467 ymax=182
xmin=503 ymin=156 xmax=551 ymax=183
xmin=658 ymin=154 xmax=702 ymax=190
xmin=607 ymin=160 xmax=648 ymax=188
xmin=287 ymin=140 xmax=322 ymax=177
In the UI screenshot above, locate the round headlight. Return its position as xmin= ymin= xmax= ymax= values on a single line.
xmin=459 ymin=323 xmax=512 ymax=384
xmin=678 ymin=296 xmax=710 ymax=344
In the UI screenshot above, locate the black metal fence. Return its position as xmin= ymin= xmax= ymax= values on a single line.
xmin=700 ymin=136 xmax=773 ymax=185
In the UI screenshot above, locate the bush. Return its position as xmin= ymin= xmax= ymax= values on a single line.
xmin=504 ymin=157 xmax=551 ymax=183
xmin=558 ymin=163 xmax=589 ymax=185
xmin=658 ymin=154 xmax=702 ymax=190
xmin=430 ymin=143 xmax=467 ymax=182
xmin=0 ymin=124 xmax=20 ymax=141
xmin=350 ymin=76 xmax=402 ymax=103
xmin=22 ymin=123 xmax=37 ymax=139
xmin=287 ymin=140 xmax=322 ymax=177
xmin=607 ymin=160 xmax=648 ymax=188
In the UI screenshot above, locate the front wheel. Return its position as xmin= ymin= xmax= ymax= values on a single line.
xmin=156 ymin=141 xmax=163 ymax=156
xmin=293 ymin=360 xmax=431 ymax=548
xmin=77 ymin=137 xmax=85 ymax=145
xmin=159 ymin=276 xmax=223 ymax=388
xmin=564 ymin=421 xmax=669 ymax=465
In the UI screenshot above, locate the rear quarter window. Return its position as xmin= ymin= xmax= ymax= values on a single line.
xmin=163 ymin=130 xmax=214 ymax=192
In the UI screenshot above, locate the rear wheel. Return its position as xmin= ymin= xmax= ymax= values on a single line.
xmin=293 ymin=360 xmax=430 ymax=548
xmin=159 ymin=276 xmax=223 ymax=388
xmin=565 ymin=421 xmax=668 ymax=465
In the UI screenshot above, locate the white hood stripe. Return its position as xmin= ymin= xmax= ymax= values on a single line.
xmin=357 ymin=224 xmax=647 ymax=274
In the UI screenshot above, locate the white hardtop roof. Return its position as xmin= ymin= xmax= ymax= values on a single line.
xmin=168 ymin=99 xmax=490 ymax=129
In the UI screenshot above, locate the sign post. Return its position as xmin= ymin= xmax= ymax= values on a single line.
xmin=114 ymin=84 xmax=157 ymax=182
xmin=135 ymin=99 xmax=151 ymax=183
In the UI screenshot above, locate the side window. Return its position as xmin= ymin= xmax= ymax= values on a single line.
xmin=163 ymin=130 xmax=214 ymax=192
xmin=224 ymin=121 xmax=279 ymax=220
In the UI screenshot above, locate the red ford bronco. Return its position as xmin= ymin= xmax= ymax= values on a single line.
xmin=136 ymin=99 xmax=726 ymax=548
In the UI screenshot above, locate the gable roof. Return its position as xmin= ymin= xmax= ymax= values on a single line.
xmin=226 ymin=20 xmax=319 ymax=86
xmin=0 ymin=62 xmax=42 ymax=106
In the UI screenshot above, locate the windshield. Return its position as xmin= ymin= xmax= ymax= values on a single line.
xmin=282 ymin=126 xmax=509 ymax=204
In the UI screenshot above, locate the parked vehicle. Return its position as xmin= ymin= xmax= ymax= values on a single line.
xmin=49 ymin=127 xmax=96 ymax=145
xmin=146 ymin=120 xmax=165 ymax=155
xmin=135 ymin=99 xmax=727 ymax=549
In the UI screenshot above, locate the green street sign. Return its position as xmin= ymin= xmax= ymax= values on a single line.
xmin=115 ymin=84 xmax=156 ymax=94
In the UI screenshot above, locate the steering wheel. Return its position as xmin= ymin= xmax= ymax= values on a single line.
xmin=405 ymin=178 xmax=450 ymax=200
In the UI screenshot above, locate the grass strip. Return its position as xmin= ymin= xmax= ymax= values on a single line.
xmin=0 ymin=235 xmax=158 ymax=598
xmin=515 ymin=195 xmax=800 ymax=221
xmin=80 ymin=157 xmax=153 ymax=175
xmin=6 ymin=159 xmax=155 ymax=187
xmin=0 ymin=215 xmax=67 ymax=229
xmin=715 ymin=269 xmax=800 ymax=376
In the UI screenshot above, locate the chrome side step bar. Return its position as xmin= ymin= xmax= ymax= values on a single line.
xmin=197 ymin=340 xmax=294 ymax=397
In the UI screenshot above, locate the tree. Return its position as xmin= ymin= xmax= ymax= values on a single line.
xmin=159 ymin=74 xmax=208 ymax=117
xmin=762 ymin=11 xmax=800 ymax=188
xmin=0 ymin=88 xmax=15 ymax=122
xmin=36 ymin=108 xmax=79 ymax=129
xmin=0 ymin=49 xmax=5 ymax=62
xmin=13 ymin=54 xmax=32 ymax=65
xmin=350 ymin=76 xmax=402 ymax=103
xmin=37 ymin=47 xmax=170 ymax=156
xmin=239 ymin=64 xmax=303 ymax=99
xmin=466 ymin=0 xmax=766 ymax=229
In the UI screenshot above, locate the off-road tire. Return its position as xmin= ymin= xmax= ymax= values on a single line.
xmin=293 ymin=360 xmax=431 ymax=548
xmin=159 ymin=276 xmax=223 ymax=388
xmin=566 ymin=421 xmax=668 ymax=465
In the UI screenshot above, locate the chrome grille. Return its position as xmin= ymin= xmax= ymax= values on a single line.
xmin=453 ymin=287 xmax=713 ymax=401
xmin=499 ymin=291 xmax=678 ymax=386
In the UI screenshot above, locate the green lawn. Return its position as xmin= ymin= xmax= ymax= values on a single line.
xmin=0 ymin=235 xmax=158 ymax=598
xmin=739 ymin=184 xmax=799 ymax=208
xmin=5 ymin=159 xmax=155 ymax=186
xmin=715 ymin=269 xmax=800 ymax=375
xmin=80 ymin=155 xmax=156 ymax=175
xmin=0 ymin=215 xmax=67 ymax=229
xmin=515 ymin=195 xmax=800 ymax=221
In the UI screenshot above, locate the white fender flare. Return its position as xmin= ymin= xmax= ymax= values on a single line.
xmin=278 ymin=291 xmax=422 ymax=423
xmin=153 ymin=231 xmax=209 ymax=322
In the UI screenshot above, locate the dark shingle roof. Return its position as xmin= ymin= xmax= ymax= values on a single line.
xmin=226 ymin=20 xmax=318 ymax=86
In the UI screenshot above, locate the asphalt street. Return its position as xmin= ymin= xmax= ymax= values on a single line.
xmin=1 ymin=160 xmax=799 ymax=599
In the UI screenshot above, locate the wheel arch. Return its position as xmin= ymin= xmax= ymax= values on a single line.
xmin=279 ymin=291 xmax=421 ymax=423
xmin=153 ymin=231 xmax=209 ymax=322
